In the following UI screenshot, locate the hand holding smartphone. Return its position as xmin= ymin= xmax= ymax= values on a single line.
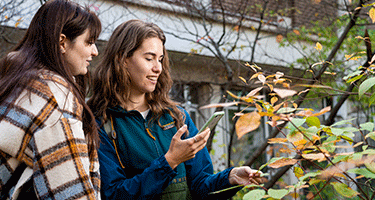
xmin=198 ymin=111 xmax=225 ymax=134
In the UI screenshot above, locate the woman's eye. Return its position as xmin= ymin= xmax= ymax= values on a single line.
xmin=146 ymin=58 xmax=152 ymax=61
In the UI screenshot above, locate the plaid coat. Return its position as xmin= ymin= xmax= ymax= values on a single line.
xmin=0 ymin=71 xmax=100 ymax=199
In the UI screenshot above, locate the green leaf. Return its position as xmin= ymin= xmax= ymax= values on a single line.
xmin=268 ymin=188 xmax=289 ymax=199
xmin=370 ymin=92 xmax=375 ymax=106
xmin=306 ymin=116 xmax=320 ymax=128
xmin=360 ymin=122 xmax=374 ymax=132
xmin=277 ymin=107 xmax=296 ymax=114
xmin=347 ymin=167 xmax=375 ymax=179
xmin=331 ymin=118 xmax=355 ymax=127
xmin=343 ymin=70 xmax=362 ymax=80
xmin=331 ymin=154 xmax=350 ymax=164
xmin=359 ymin=77 xmax=375 ymax=99
xmin=330 ymin=182 xmax=359 ymax=198
xmin=365 ymin=132 xmax=375 ymax=141
xmin=288 ymin=118 xmax=306 ymax=133
xmin=331 ymin=127 xmax=343 ymax=136
xmin=299 ymin=171 xmax=321 ymax=181
xmin=346 ymin=74 xmax=363 ymax=84
xmin=243 ymin=189 xmax=266 ymax=200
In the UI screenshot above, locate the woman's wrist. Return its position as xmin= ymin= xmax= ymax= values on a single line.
xmin=164 ymin=152 xmax=178 ymax=170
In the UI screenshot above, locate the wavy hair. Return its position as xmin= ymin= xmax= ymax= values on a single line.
xmin=0 ymin=0 xmax=101 ymax=152
xmin=88 ymin=19 xmax=185 ymax=129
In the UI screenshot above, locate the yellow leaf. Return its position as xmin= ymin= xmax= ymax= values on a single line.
xmin=226 ymin=91 xmax=240 ymax=100
xmin=273 ymin=78 xmax=286 ymax=84
xmin=255 ymin=103 xmax=263 ymax=112
xmin=294 ymin=166 xmax=304 ymax=178
xmin=273 ymin=102 xmax=283 ymax=112
xmin=15 ymin=22 xmax=20 ymax=28
xmin=370 ymin=7 xmax=375 ymax=23
xmin=239 ymin=76 xmax=247 ymax=83
xmin=5 ymin=15 xmax=8 ymax=19
xmin=235 ymin=111 xmax=261 ymax=139
xmin=315 ymin=42 xmax=322 ymax=51
xmin=267 ymin=83 xmax=273 ymax=91
xmin=250 ymin=73 xmax=259 ymax=80
xmin=271 ymin=97 xmax=278 ymax=105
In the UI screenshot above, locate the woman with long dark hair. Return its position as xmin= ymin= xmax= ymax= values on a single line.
xmin=88 ymin=19 xmax=261 ymax=200
xmin=0 ymin=0 xmax=101 ymax=199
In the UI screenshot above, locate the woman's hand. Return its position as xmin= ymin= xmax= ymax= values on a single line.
xmin=228 ymin=166 xmax=263 ymax=186
xmin=165 ymin=125 xmax=210 ymax=169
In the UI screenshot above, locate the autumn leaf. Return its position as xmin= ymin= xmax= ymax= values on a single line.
xmin=294 ymin=166 xmax=304 ymax=179
xmin=293 ymin=29 xmax=300 ymax=35
xmin=370 ymin=7 xmax=375 ymax=23
xmin=236 ymin=111 xmax=261 ymax=139
xmin=271 ymin=97 xmax=278 ymax=105
xmin=268 ymin=157 xmax=298 ymax=168
xmin=310 ymin=106 xmax=331 ymax=117
xmin=331 ymin=182 xmax=359 ymax=198
xmin=199 ymin=102 xmax=238 ymax=109
xmin=258 ymin=74 xmax=266 ymax=84
xmin=273 ymin=88 xmax=297 ymax=98
xmin=268 ymin=138 xmax=288 ymax=144
xmin=276 ymin=34 xmax=283 ymax=43
xmin=302 ymin=153 xmax=327 ymax=162
xmin=239 ymin=76 xmax=247 ymax=83
xmin=246 ymin=86 xmax=263 ymax=97
xmin=315 ymin=42 xmax=322 ymax=51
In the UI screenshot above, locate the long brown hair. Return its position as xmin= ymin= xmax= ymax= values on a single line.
xmin=0 ymin=0 xmax=101 ymax=152
xmin=88 ymin=19 xmax=184 ymax=129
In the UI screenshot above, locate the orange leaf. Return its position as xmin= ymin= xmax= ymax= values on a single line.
xmin=236 ymin=111 xmax=261 ymax=139
xmin=311 ymin=106 xmax=331 ymax=117
xmin=268 ymin=137 xmax=288 ymax=144
xmin=276 ymin=34 xmax=283 ymax=43
xmin=302 ymin=153 xmax=326 ymax=162
xmin=268 ymin=158 xmax=298 ymax=168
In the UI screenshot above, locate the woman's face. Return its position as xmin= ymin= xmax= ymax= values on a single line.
xmin=125 ymin=37 xmax=164 ymax=95
xmin=61 ymin=29 xmax=98 ymax=76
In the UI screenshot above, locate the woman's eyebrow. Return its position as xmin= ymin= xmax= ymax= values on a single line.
xmin=144 ymin=52 xmax=164 ymax=58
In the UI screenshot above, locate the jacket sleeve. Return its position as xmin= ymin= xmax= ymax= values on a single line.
xmin=182 ymin=109 xmax=242 ymax=199
xmin=98 ymin=126 xmax=177 ymax=200
xmin=0 ymin=75 xmax=100 ymax=200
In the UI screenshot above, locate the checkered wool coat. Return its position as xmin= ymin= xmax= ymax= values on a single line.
xmin=0 ymin=71 xmax=100 ymax=199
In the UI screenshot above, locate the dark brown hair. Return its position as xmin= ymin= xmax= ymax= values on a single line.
xmin=0 ymin=0 xmax=102 ymax=152
xmin=88 ymin=19 xmax=184 ymax=129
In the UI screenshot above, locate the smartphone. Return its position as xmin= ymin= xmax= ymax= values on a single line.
xmin=198 ymin=111 xmax=225 ymax=133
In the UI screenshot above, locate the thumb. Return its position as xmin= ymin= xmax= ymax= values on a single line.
xmin=174 ymin=124 xmax=188 ymax=139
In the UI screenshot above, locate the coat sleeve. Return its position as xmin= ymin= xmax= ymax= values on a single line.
xmin=98 ymin=125 xmax=177 ymax=200
xmin=0 ymin=75 xmax=100 ymax=200
xmin=182 ymin=109 xmax=242 ymax=199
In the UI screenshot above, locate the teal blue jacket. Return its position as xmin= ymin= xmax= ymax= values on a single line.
xmin=98 ymin=106 xmax=240 ymax=199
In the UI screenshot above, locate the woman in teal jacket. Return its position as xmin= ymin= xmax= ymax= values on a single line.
xmin=88 ymin=19 xmax=261 ymax=200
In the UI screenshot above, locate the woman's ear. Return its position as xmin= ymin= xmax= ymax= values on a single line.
xmin=59 ymin=34 xmax=67 ymax=54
